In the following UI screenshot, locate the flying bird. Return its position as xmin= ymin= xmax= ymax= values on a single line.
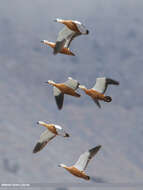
xmin=33 ymin=121 xmax=69 ymax=153
xmin=45 ymin=77 xmax=80 ymax=110
xmin=58 ymin=145 xmax=101 ymax=180
xmin=79 ymin=77 xmax=119 ymax=108
xmin=41 ymin=19 xmax=89 ymax=55
xmin=53 ymin=18 xmax=89 ymax=55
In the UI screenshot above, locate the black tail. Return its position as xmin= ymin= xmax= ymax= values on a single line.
xmin=85 ymin=176 xmax=90 ymax=180
xmin=104 ymin=96 xmax=112 ymax=102
xmin=64 ymin=133 xmax=70 ymax=137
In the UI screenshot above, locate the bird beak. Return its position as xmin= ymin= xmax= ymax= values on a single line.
xmin=43 ymin=82 xmax=49 ymax=86
xmin=58 ymin=164 xmax=61 ymax=167
xmin=41 ymin=40 xmax=44 ymax=43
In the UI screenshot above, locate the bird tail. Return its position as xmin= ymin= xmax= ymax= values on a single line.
xmin=85 ymin=175 xmax=90 ymax=180
xmin=104 ymin=96 xmax=112 ymax=102
xmin=64 ymin=133 xmax=70 ymax=137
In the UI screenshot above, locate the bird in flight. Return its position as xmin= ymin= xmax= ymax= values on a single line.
xmin=41 ymin=18 xmax=89 ymax=55
xmin=58 ymin=145 xmax=101 ymax=180
xmin=45 ymin=77 xmax=80 ymax=110
xmin=79 ymin=77 xmax=119 ymax=108
xmin=33 ymin=121 xmax=70 ymax=153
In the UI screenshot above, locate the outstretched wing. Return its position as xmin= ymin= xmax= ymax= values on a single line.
xmin=103 ymin=78 xmax=119 ymax=94
xmin=33 ymin=130 xmax=55 ymax=153
xmin=53 ymin=87 xmax=64 ymax=110
xmin=64 ymin=32 xmax=81 ymax=48
xmin=74 ymin=145 xmax=101 ymax=171
xmin=92 ymin=78 xmax=106 ymax=94
xmin=92 ymin=78 xmax=119 ymax=94
xmin=54 ymin=26 xmax=75 ymax=54
xmin=64 ymin=78 xmax=80 ymax=90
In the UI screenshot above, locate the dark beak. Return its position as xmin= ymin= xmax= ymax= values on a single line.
xmin=44 ymin=82 xmax=49 ymax=86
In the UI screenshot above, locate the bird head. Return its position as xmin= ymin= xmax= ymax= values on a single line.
xmin=45 ymin=80 xmax=55 ymax=86
xmin=58 ymin=164 xmax=67 ymax=168
xmin=78 ymin=85 xmax=87 ymax=90
xmin=37 ymin=121 xmax=49 ymax=128
xmin=53 ymin=18 xmax=63 ymax=23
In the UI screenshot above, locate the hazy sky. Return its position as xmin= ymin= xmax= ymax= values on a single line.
xmin=0 ymin=1 xmax=143 ymax=189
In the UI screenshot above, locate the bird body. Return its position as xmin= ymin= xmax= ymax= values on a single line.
xmin=61 ymin=165 xmax=90 ymax=180
xmin=33 ymin=121 xmax=69 ymax=153
xmin=58 ymin=145 xmax=101 ymax=180
xmin=46 ymin=77 xmax=80 ymax=109
xmin=80 ymin=88 xmax=107 ymax=101
xmin=79 ymin=77 xmax=119 ymax=108
xmin=49 ymin=83 xmax=80 ymax=97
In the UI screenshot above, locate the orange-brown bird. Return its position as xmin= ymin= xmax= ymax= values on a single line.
xmin=33 ymin=121 xmax=69 ymax=153
xmin=79 ymin=77 xmax=119 ymax=108
xmin=45 ymin=77 xmax=80 ymax=110
xmin=41 ymin=18 xmax=89 ymax=55
xmin=58 ymin=145 xmax=101 ymax=180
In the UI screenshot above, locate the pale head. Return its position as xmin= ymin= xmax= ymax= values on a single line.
xmin=58 ymin=163 xmax=67 ymax=168
xmin=54 ymin=18 xmax=63 ymax=23
xmin=47 ymin=80 xmax=55 ymax=86
xmin=79 ymin=85 xmax=87 ymax=90
xmin=41 ymin=40 xmax=45 ymax=44
xmin=37 ymin=121 xmax=48 ymax=128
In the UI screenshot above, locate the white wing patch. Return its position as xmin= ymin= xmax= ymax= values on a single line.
xmin=53 ymin=86 xmax=61 ymax=96
xmin=64 ymin=32 xmax=80 ymax=48
xmin=39 ymin=130 xmax=55 ymax=143
xmin=74 ymin=146 xmax=101 ymax=171
xmin=92 ymin=78 xmax=106 ymax=94
xmin=75 ymin=22 xmax=87 ymax=34
xmin=65 ymin=78 xmax=79 ymax=90
xmin=33 ymin=130 xmax=56 ymax=153
xmin=57 ymin=26 xmax=75 ymax=42
xmin=55 ymin=125 xmax=68 ymax=137
xmin=74 ymin=151 xmax=90 ymax=171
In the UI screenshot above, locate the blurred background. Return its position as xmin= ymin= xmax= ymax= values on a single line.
xmin=0 ymin=0 xmax=143 ymax=189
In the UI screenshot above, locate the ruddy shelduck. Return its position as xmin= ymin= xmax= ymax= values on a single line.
xmin=33 ymin=121 xmax=69 ymax=153
xmin=41 ymin=18 xmax=89 ymax=55
xmin=58 ymin=145 xmax=101 ymax=180
xmin=45 ymin=77 xmax=80 ymax=110
xmin=79 ymin=77 xmax=119 ymax=108
xmin=53 ymin=18 xmax=89 ymax=55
